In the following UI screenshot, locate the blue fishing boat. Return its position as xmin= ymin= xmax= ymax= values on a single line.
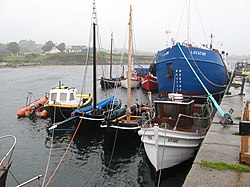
xmin=156 ymin=43 xmax=230 ymax=96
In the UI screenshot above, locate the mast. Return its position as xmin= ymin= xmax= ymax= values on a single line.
xmin=127 ymin=5 xmax=133 ymax=122
xmin=93 ymin=1 xmax=97 ymax=109
xmin=187 ymin=0 xmax=191 ymax=44
xmin=109 ymin=32 xmax=113 ymax=79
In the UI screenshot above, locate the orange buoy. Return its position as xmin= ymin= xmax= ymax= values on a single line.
xmin=17 ymin=109 xmax=26 ymax=118
xmin=39 ymin=110 xmax=48 ymax=119
xmin=17 ymin=96 xmax=49 ymax=119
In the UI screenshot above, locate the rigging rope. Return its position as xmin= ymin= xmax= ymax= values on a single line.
xmin=44 ymin=118 xmax=82 ymax=187
xmin=175 ymin=0 xmax=187 ymax=41
xmin=193 ymin=0 xmax=209 ymax=44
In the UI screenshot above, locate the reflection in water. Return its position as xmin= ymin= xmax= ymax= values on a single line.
xmin=1 ymin=66 xmax=196 ymax=187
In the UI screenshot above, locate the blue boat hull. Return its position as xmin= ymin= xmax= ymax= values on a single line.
xmin=156 ymin=44 xmax=230 ymax=95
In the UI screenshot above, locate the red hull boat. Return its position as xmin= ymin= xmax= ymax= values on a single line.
xmin=141 ymin=73 xmax=158 ymax=91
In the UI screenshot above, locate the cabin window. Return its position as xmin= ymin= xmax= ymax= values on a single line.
xmin=156 ymin=104 xmax=161 ymax=118
xmin=60 ymin=93 xmax=67 ymax=102
xmin=50 ymin=93 xmax=57 ymax=101
xmin=162 ymin=104 xmax=176 ymax=119
xmin=167 ymin=63 xmax=173 ymax=77
xmin=180 ymin=105 xmax=188 ymax=115
xmin=70 ymin=93 xmax=75 ymax=101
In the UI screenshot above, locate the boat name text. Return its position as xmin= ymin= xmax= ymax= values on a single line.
xmin=191 ymin=50 xmax=206 ymax=56
xmin=168 ymin=138 xmax=178 ymax=143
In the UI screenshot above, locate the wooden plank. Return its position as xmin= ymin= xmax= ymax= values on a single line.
xmin=240 ymin=136 xmax=250 ymax=164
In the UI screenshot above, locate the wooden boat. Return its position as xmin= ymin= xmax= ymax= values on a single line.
xmin=0 ymin=135 xmax=16 ymax=187
xmin=100 ymin=77 xmax=121 ymax=90
xmin=43 ymin=82 xmax=92 ymax=123
xmin=100 ymin=32 xmax=121 ymax=90
xmin=104 ymin=5 xmax=151 ymax=146
xmin=141 ymin=73 xmax=158 ymax=91
xmin=120 ymin=69 xmax=141 ymax=89
xmin=138 ymin=93 xmax=214 ymax=170
xmin=17 ymin=93 xmax=48 ymax=119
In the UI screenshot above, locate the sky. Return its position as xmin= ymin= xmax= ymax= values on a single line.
xmin=0 ymin=0 xmax=250 ymax=55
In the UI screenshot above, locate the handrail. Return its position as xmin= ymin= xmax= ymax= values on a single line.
xmin=173 ymin=109 xmax=214 ymax=131
xmin=0 ymin=135 xmax=16 ymax=167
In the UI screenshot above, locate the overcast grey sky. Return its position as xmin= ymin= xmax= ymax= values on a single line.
xmin=1 ymin=0 xmax=250 ymax=55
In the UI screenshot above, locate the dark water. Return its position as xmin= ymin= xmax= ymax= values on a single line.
xmin=0 ymin=65 xmax=193 ymax=187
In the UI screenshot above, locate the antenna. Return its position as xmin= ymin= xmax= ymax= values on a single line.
xmin=92 ymin=0 xmax=97 ymax=24
xmin=166 ymin=30 xmax=171 ymax=47
xmin=209 ymin=33 xmax=215 ymax=49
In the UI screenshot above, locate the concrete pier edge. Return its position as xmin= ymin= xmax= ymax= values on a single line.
xmin=182 ymin=87 xmax=250 ymax=187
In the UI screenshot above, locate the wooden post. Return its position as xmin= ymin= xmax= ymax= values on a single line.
xmin=240 ymin=136 xmax=250 ymax=164
xmin=240 ymin=100 xmax=250 ymax=164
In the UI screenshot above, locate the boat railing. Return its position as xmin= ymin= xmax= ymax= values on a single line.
xmin=173 ymin=112 xmax=213 ymax=133
xmin=0 ymin=135 xmax=16 ymax=169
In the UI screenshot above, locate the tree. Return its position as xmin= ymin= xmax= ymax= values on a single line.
xmin=19 ymin=39 xmax=42 ymax=53
xmin=56 ymin=43 xmax=66 ymax=52
xmin=7 ymin=42 xmax=20 ymax=55
xmin=42 ymin=41 xmax=55 ymax=52
xmin=0 ymin=43 xmax=11 ymax=55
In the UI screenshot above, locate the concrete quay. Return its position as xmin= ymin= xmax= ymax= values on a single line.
xmin=183 ymin=86 xmax=250 ymax=187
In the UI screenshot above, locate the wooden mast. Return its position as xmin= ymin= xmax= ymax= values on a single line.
xmin=93 ymin=1 xmax=97 ymax=110
xmin=127 ymin=5 xmax=132 ymax=122
xmin=109 ymin=32 xmax=113 ymax=79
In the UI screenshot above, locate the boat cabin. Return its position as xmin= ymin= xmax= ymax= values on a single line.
xmin=48 ymin=86 xmax=78 ymax=105
xmin=153 ymin=96 xmax=195 ymax=128
xmin=126 ymin=69 xmax=141 ymax=81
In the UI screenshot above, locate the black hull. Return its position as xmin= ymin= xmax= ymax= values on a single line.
xmin=45 ymin=106 xmax=75 ymax=123
xmin=104 ymin=122 xmax=141 ymax=146
xmin=72 ymin=114 xmax=106 ymax=132
xmin=100 ymin=78 xmax=121 ymax=90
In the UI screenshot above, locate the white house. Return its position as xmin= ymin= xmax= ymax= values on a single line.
xmin=45 ymin=46 xmax=61 ymax=54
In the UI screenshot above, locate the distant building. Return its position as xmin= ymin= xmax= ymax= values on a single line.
xmin=45 ymin=46 xmax=61 ymax=54
xmin=66 ymin=45 xmax=88 ymax=53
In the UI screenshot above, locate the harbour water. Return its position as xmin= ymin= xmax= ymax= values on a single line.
xmin=1 ymin=65 xmax=194 ymax=187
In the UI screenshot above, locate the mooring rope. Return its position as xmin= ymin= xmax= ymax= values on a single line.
xmin=42 ymin=129 xmax=55 ymax=187
xmin=58 ymin=107 xmax=68 ymax=120
xmin=5 ymin=168 xmax=20 ymax=185
xmin=157 ymin=124 xmax=167 ymax=187
xmin=53 ymin=106 xmax=56 ymax=124
xmin=44 ymin=118 xmax=82 ymax=187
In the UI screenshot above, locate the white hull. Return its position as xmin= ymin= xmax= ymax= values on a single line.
xmin=120 ymin=79 xmax=140 ymax=89
xmin=138 ymin=125 xmax=206 ymax=171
